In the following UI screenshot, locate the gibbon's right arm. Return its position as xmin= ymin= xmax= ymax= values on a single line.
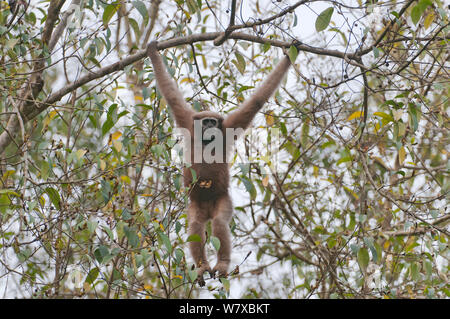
xmin=147 ymin=41 xmax=195 ymax=129
xmin=222 ymin=55 xmax=293 ymax=130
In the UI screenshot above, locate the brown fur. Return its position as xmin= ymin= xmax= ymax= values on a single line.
xmin=147 ymin=41 xmax=293 ymax=285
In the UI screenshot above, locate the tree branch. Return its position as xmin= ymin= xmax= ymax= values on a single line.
xmin=0 ymin=31 xmax=360 ymax=154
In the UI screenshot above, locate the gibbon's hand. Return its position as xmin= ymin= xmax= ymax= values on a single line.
xmin=146 ymin=41 xmax=159 ymax=57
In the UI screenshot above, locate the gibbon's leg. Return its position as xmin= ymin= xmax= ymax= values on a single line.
xmin=187 ymin=202 xmax=211 ymax=285
xmin=211 ymin=195 xmax=233 ymax=277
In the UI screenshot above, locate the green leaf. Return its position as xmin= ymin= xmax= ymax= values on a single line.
xmin=159 ymin=232 xmax=172 ymax=253
xmin=85 ymin=267 xmax=99 ymax=284
xmin=233 ymin=52 xmax=246 ymax=74
xmin=357 ymin=247 xmax=370 ymax=273
xmin=373 ymin=111 xmax=394 ymax=125
xmin=210 ymin=236 xmax=221 ymax=251
xmin=0 ymin=189 xmax=20 ymax=197
xmin=94 ymin=245 xmax=109 ymax=263
xmin=87 ymin=220 xmax=98 ymax=235
xmin=411 ymin=5 xmax=422 ymax=25
xmin=100 ymin=179 xmax=112 ymax=203
xmin=315 ymin=7 xmax=334 ymax=32
xmin=188 ymin=269 xmax=198 ymax=282
xmin=411 ymin=0 xmax=432 ymax=25
xmin=329 ymin=27 xmax=348 ymax=45
xmin=103 ymin=3 xmax=120 ymax=28
xmin=122 ymin=208 xmax=132 ymax=221
xmin=123 ymin=226 xmax=140 ymax=248
xmin=364 ymin=237 xmax=378 ymax=262
xmin=410 ymin=262 xmax=421 ymax=281
xmin=238 ymin=163 xmax=250 ymax=176
xmin=262 ymin=42 xmax=271 ymax=53
xmin=190 ymin=168 xmax=197 ymax=183
xmin=373 ymin=47 xmax=380 ymax=59
xmin=220 ymin=277 xmax=230 ymax=291
xmin=241 ymin=177 xmax=257 ymax=200
xmin=187 ymin=234 xmax=201 ymax=242
xmin=45 ymin=187 xmax=61 ymax=210
xmin=101 ymin=117 xmax=114 ymax=136
xmin=132 ymin=1 xmax=149 ymax=26
xmin=293 ymin=12 xmax=298 ymax=27
xmin=408 ymin=103 xmax=421 ymax=132
xmin=128 ymin=17 xmax=140 ymax=39
xmin=150 ymin=144 xmax=164 ymax=157
xmin=102 ymin=226 xmax=115 ymax=241
xmin=300 ymin=120 xmax=310 ymax=147
xmin=174 ymin=248 xmax=184 ymax=264
xmin=288 ymin=45 xmax=298 ymax=63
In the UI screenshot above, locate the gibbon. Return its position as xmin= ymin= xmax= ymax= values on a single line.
xmin=147 ymin=41 xmax=294 ymax=285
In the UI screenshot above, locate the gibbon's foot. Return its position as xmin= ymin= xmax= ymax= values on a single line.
xmin=212 ymin=261 xmax=229 ymax=278
xmin=146 ymin=41 xmax=158 ymax=57
xmin=196 ymin=264 xmax=212 ymax=287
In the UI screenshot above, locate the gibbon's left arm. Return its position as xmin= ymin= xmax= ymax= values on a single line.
xmin=223 ymin=55 xmax=293 ymax=130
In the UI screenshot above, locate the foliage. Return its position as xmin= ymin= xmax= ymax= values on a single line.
xmin=0 ymin=0 xmax=448 ymax=299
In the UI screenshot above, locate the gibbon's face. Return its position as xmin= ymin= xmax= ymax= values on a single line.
xmin=193 ymin=112 xmax=224 ymax=145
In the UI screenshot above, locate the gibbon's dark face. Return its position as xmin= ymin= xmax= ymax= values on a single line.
xmin=193 ymin=112 xmax=224 ymax=145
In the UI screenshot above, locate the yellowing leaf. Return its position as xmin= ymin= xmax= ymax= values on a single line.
xmin=6 ymin=38 xmax=19 ymax=49
xmin=392 ymin=109 xmax=403 ymax=121
xmin=99 ymin=160 xmax=106 ymax=171
xmin=423 ymin=13 xmax=434 ymax=30
xmin=120 ymin=175 xmax=131 ymax=184
xmin=234 ymin=52 xmax=246 ymax=75
xmin=313 ymin=166 xmax=319 ymax=178
xmin=262 ymin=176 xmax=269 ymax=187
xmin=265 ymin=110 xmax=275 ymax=126
xmin=112 ymin=140 xmax=122 ymax=152
xmin=372 ymin=156 xmax=389 ymax=170
xmin=398 ymin=121 xmax=406 ymax=137
xmin=134 ymin=95 xmax=143 ymax=102
xmin=180 ymin=77 xmax=195 ymax=84
xmin=374 ymin=122 xmax=381 ymax=133
xmin=144 ymin=284 xmax=153 ymax=291
xmin=344 ymin=186 xmax=359 ymax=200
xmin=2 ymin=170 xmax=15 ymax=180
xmin=42 ymin=110 xmax=58 ymax=132
xmin=111 ymin=131 xmax=122 ymax=140
xmin=103 ymin=3 xmax=120 ymax=28
xmin=398 ymin=146 xmax=406 ymax=166
xmin=374 ymin=111 xmax=393 ymax=123
xmin=201 ymin=55 xmax=207 ymax=69
xmin=75 ymin=149 xmax=87 ymax=160
xmin=347 ymin=111 xmax=364 ymax=121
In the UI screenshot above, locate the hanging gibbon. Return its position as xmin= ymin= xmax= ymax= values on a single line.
xmin=147 ymin=41 xmax=294 ymax=286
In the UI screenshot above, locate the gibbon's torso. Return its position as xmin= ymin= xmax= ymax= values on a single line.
xmin=147 ymin=40 xmax=294 ymax=283
xmin=184 ymin=120 xmax=231 ymax=202
xmin=184 ymin=162 xmax=230 ymax=202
